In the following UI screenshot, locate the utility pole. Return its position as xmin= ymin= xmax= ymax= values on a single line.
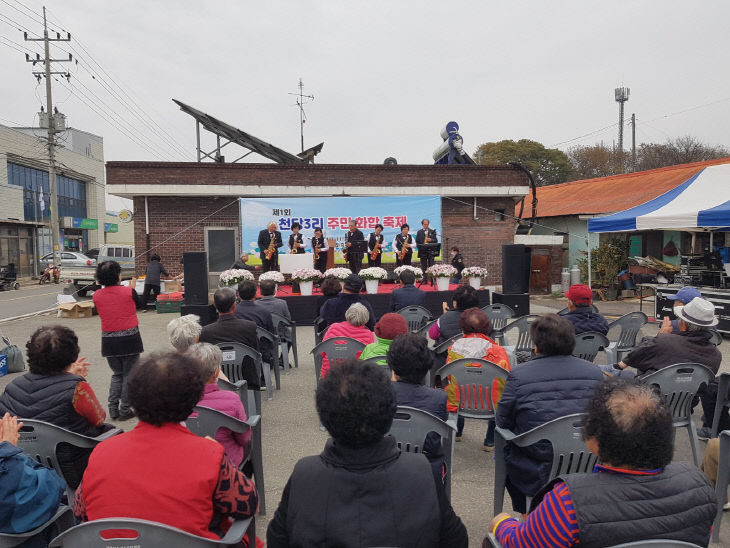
xmin=288 ymin=78 xmax=314 ymax=153
xmin=24 ymin=7 xmax=71 ymax=266
xmin=614 ymin=87 xmax=630 ymax=153
xmin=631 ymin=113 xmax=636 ymax=171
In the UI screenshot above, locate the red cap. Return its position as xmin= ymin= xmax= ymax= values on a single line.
xmin=565 ymin=284 xmax=593 ymax=305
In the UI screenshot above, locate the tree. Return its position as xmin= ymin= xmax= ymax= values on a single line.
xmin=474 ymin=139 xmax=572 ymax=186
xmin=636 ymin=135 xmax=729 ymax=171
xmin=567 ymin=144 xmax=628 ymax=180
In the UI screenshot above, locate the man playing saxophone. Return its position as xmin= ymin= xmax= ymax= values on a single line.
xmin=311 ymin=227 xmax=329 ymax=273
xmin=257 ymin=221 xmax=284 ymax=272
xmin=368 ymin=223 xmax=385 ymax=267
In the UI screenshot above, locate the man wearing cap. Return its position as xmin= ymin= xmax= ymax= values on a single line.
xmin=615 ymin=297 xmax=721 ymax=377
xmin=320 ymin=274 xmax=376 ymax=331
xmin=562 ymin=284 xmax=609 ymax=335
xmin=664 ymin=286 xmax=702 ymax=334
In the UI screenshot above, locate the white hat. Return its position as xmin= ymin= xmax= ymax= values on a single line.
xmin=675 ymin=297 xmax=718 ymax=327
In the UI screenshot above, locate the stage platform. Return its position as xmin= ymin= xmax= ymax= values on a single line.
xmin=274 ymin=283 xmax=490 ymax=325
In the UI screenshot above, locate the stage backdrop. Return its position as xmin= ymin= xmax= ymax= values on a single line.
xmin=240 ymin=196 xmax=442 ymax=265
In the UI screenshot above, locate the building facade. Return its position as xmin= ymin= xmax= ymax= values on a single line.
xmin=0 ymin=123 xmax=107 ymax=276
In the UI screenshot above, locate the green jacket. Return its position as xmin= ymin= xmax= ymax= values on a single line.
xmin=359 ymin=337 xmax=393 ymax=364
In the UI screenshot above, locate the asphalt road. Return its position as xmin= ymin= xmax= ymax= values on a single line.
xmin=0 ymin=282 xmax=79 ymax=320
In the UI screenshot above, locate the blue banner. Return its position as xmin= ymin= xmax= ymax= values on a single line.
xmin=240 ymin=196 xmax=442 ymax=264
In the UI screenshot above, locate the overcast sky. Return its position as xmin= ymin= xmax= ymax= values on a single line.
xmin=2 ymin=0 xmax=729 ymax=176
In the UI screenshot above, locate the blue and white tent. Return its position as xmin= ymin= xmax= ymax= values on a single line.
xmin=588 ymin=163 xmax=730 ymax=233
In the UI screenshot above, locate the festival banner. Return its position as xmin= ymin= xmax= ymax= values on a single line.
xmin=240 ymin=196 xmax=442 ymax=265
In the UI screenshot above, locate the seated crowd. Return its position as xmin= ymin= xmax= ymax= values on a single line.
xmin=0 ymin=273 xmax=727 ymax=547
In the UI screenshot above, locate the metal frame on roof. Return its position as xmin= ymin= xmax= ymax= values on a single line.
xmin=173 ymin=99 xmax=323 ymax=165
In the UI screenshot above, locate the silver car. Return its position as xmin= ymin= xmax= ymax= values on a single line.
xmin=40 ymin=251 xmax=96 ymax=268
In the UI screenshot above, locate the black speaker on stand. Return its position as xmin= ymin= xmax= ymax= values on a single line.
xmin=183 ymin=251 xmax=209 ymax=305
xmin=502 ymin=244 xmax=531 ymax=294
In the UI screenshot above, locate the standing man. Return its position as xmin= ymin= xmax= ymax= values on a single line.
xmin=344 ymin=219 xmax=365 ymax=274
xmin=258 ymin=221 xmax=283 ymax=272
xmin=311 ymin=227 xmax=329 ymax=273
xmin=288 ymin=222 xmax=305 ymax=254
xmin=368 ymin=223 xmax=385 ymax=267
xmin=394 ymin=223 xmax=414 ymax=267
xmin=416 ymin=218 xmax=438 ymax=272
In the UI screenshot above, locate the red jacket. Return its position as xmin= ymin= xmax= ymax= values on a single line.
xmin=80 ymin=422 xmax=225 ymax=539
xmin=92 ymin=285 xmax=139 ymax=333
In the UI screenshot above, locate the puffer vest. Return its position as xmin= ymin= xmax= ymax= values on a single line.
xmin=532 ymin=462 xmax=717 ymax=547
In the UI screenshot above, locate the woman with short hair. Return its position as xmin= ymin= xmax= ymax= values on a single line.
xmin=319 ymin=303 xmax=375 ymax=378
xmin=167 ymin=314 xmax=202 ymax=352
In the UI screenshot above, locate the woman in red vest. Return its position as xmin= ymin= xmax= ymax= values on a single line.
xmin=74 ymin=351 xmax=258 ymax=540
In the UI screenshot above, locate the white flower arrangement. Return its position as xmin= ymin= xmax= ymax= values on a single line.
xmin=291 ymin=268 xmax=323 ymax=282
xmin=323 ymin=267 xmax=353 ymax=280
xmin=358 ymin=267 xmax=388 ymax=280
xmin=258 ymin=271 xmax=285 ymax=283
xmin=461 ymin=266 xmax=488 ymax=279
xmin=219 ymin=269 xmax=254 ymax=286
xmin=393 ymin=265 xmax=424 ymax=279
xmin=426 ymin=264 xmax=458 ymax=278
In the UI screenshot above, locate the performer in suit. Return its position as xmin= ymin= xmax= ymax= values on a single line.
xmin=367 ymin=223 xmax=385 ymax=267
xmin=344 ymin=219 xmax=365 ymax=274
xmin=311 ymin=227 xmax=329 ymax=273
xmin=257 ymin=221 xmax=284 ymax=272
xmin=288 ymin=222 xmax=305 ymax=254
xmin=415 ymin=218 xmax=439 ymax=272
xmin=393 ymin=223 xmax=414 ymax=267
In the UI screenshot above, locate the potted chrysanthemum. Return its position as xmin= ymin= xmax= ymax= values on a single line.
xmin=291 ymin=268 xmax=322 ymax=296
xmin=323 ymin=267 xmax=353 ymax=281
xmin=258 ymin=270 xmax=285 ymax=293
xmin=426 ymin=264 xmax=457 ymax=291
xmin=358 ymin=267 xmax=388 ymax=294
xmin=461 ymin=266 xmax=488 ymax=289
xmin=393 ymin=265 xmax=424 ymax=280
xmin=219 ymin=268 xmax=254 ymax=287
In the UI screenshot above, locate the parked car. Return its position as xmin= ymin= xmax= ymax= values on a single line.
xmin=85 ymin=248 xmax=100 ymax=261
xmin=39 ymin=251 xmax=96 ymax=268
xmin=60 ymin=245 xmax=135 ymax=297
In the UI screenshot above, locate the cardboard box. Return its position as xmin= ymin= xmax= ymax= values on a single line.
xmin=163 ymin=280 xmax=182 ymax=292
xmin=58 ymin=301 xmax=95 ymax=319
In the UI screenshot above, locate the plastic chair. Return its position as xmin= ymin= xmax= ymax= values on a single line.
xmin=48 ymin=517 xmax=253 ymax=548
xmin=711 ymin=372 xmax=730 ymax=438
xmin=396 ymin=305 xmax=434 ymax=333
xmin=712 ymin=429 xmax=730 ymax=542
xmin=557 ymin=304 xmax=599 ymax=315
xmin=359 ymin=355 xmax=390 ymax=377
xmin=497 ymin=314 xmax=541 ymax=365
xmin=216 ymin=342 xmax=272 ymax=402
xmin=313 ymin=316 xmax=327 ymax=345
xmin=310 ymin=337 xmax=366 ymax=379
xmin=388 ymin=406 xmax=457 ymax=499
xmin=572 ymin=331 xmax=610 ymax=363
xmin=639 ymin=363 xmax=715 ymax=467
xmin=186 ymin=405 xmax=265 ymax=516
xmin=604 ymin=311 xmax=649 ymax=364
xmin=18 ymin=420 xmax=122 ymax=502
xmin=435 ymin=358 xmax=509 ymax=420
xmin=481 ymin=303 xmax=515 ymax=333
xmin=271 ymin=312 xmax=298 ymax=369
xmin=0 ymin=506 xmax=73 ymax=548
xmin=414 ymin=319 xmax=437 ymax=338
xmin=494 ymin=413 xmax=597 ymax=514
xmin=256 ymin=327 xmax=281 ymax=391
xmin=709 ymin=329 xmax=723 ymax=346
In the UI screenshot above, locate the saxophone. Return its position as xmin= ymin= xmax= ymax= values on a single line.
xmin=398 ymin=236 xmax=409 ymax=261
xmin=264 ymin=236 xmax=276 ymax=260
xmin=315 ymin=238 xmax=321 ymax=260
xmin=370 ymin=235 xmax=381 ymax=261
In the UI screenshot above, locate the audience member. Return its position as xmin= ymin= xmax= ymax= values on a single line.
xmin=561 ymin=284 xmax=608 ymax=335
xmin=444 ymin=308 xmax=510 ymax=448
xmin=74 ymin=351 xmax=258 ymax=540
xmin=665 ymin=286 xmax=702 ymax=334
xmin=389 ymin=268 xmax=426 ymax=311
xmin=199 ymin=287 xmax=260 ymax=389
xmin=187 ymin=343 xmax=251 ymax=467
xmin=490 ymin=378 xmax=717 ymax=547
xmin=388 ymin=334 xmax=449 ymax=485
xmin=429 ymin=285 xmax=479 ymax=344
xmin=359 ymin=312 xmax=409 ymax=365
xmin=496 ymin=314 xmax=603 ymax=515
xmin=0 ymin=412 xmax=66 ymax=537
xmin=167 ymin=314 xmax=202 ymax=352
xmin=267 ymin=360 xmax=468 ymax=548
xmin=320 ymin=303 xmax=375 ymax=378
xmin=320 ymin=274 xmax=376 ymax=330
xmin=141 ymin=253 xmax=169 ymax=307
xmin=316 ymin=276 xmax=341 ymax=315
xmin=0 ymin=326 xmax=114 ymax=488
xmin=256 ymin=279 xmax=292 ymax=343
xmin=235 ymin=279 xmax=276 ymax=366
xmin=93 ymin=260 xmax=144 ymax=421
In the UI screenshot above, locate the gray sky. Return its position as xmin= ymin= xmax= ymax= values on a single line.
xmin=2 ymin=0 xmax=730 ymax=171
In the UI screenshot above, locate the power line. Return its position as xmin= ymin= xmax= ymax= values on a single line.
xmin=551 ymin=122 xmax=620 ymax=148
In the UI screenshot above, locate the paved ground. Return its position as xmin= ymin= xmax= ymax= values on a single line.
xmin=1 ymin=296 xmax=729 ymax=546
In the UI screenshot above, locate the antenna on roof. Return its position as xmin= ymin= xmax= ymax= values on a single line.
xmin=289 ymin=78 xmax=315 ymax=154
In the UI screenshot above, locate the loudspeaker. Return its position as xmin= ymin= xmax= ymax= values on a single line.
xmin=492 ymin=292 xmax=530 ymax=317
xmin=502 ymin=244 xmax=531 ymax=294
xmin=180 ymin=304 xmax=218 ymax=326
xmin=183 ymin=251 xmax=208 ymax=305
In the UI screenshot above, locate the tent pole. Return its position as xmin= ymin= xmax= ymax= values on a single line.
xmin=587 ymin=236 xmax=592 ymax=288
xmin=691 ymin=233 xmax=697 ymax=253
xmin=710 ymin=231 xmax=714 ymax=249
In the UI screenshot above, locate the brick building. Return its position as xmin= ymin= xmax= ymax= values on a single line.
xmin=105 ymin=162 xmax=529 ymax=285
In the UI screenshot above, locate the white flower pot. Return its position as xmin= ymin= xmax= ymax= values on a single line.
xmin=468 ymin=277 xmax=481 ymax=289
xmin=436 ymin=277 xmax=450 ymax=291
xmin=299 ymin=280 xmax=313 ymax=296
xmin=365 ymin=279 xmax=379 ymax=294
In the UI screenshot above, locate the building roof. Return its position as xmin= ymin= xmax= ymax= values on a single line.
xmin=528 ymin=156 xmax=730 ymax=218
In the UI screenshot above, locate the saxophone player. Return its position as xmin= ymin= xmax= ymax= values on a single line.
xmin=257 ymin=221 xmax=284 ymax=272
xmin=311 ymin=227 xmax=329 ymax=273
xmin=368 ymin=223 xmax=384 ymax=267
xmin=416 ymin=218 xmax=438 ymax=271
xmin=344 ymin=219 xmax=365 ymax=274
xmin=288 ymin=222 xmax=305 ymax=254
xmin=393 ymin=223 xmax=413 ymax=267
